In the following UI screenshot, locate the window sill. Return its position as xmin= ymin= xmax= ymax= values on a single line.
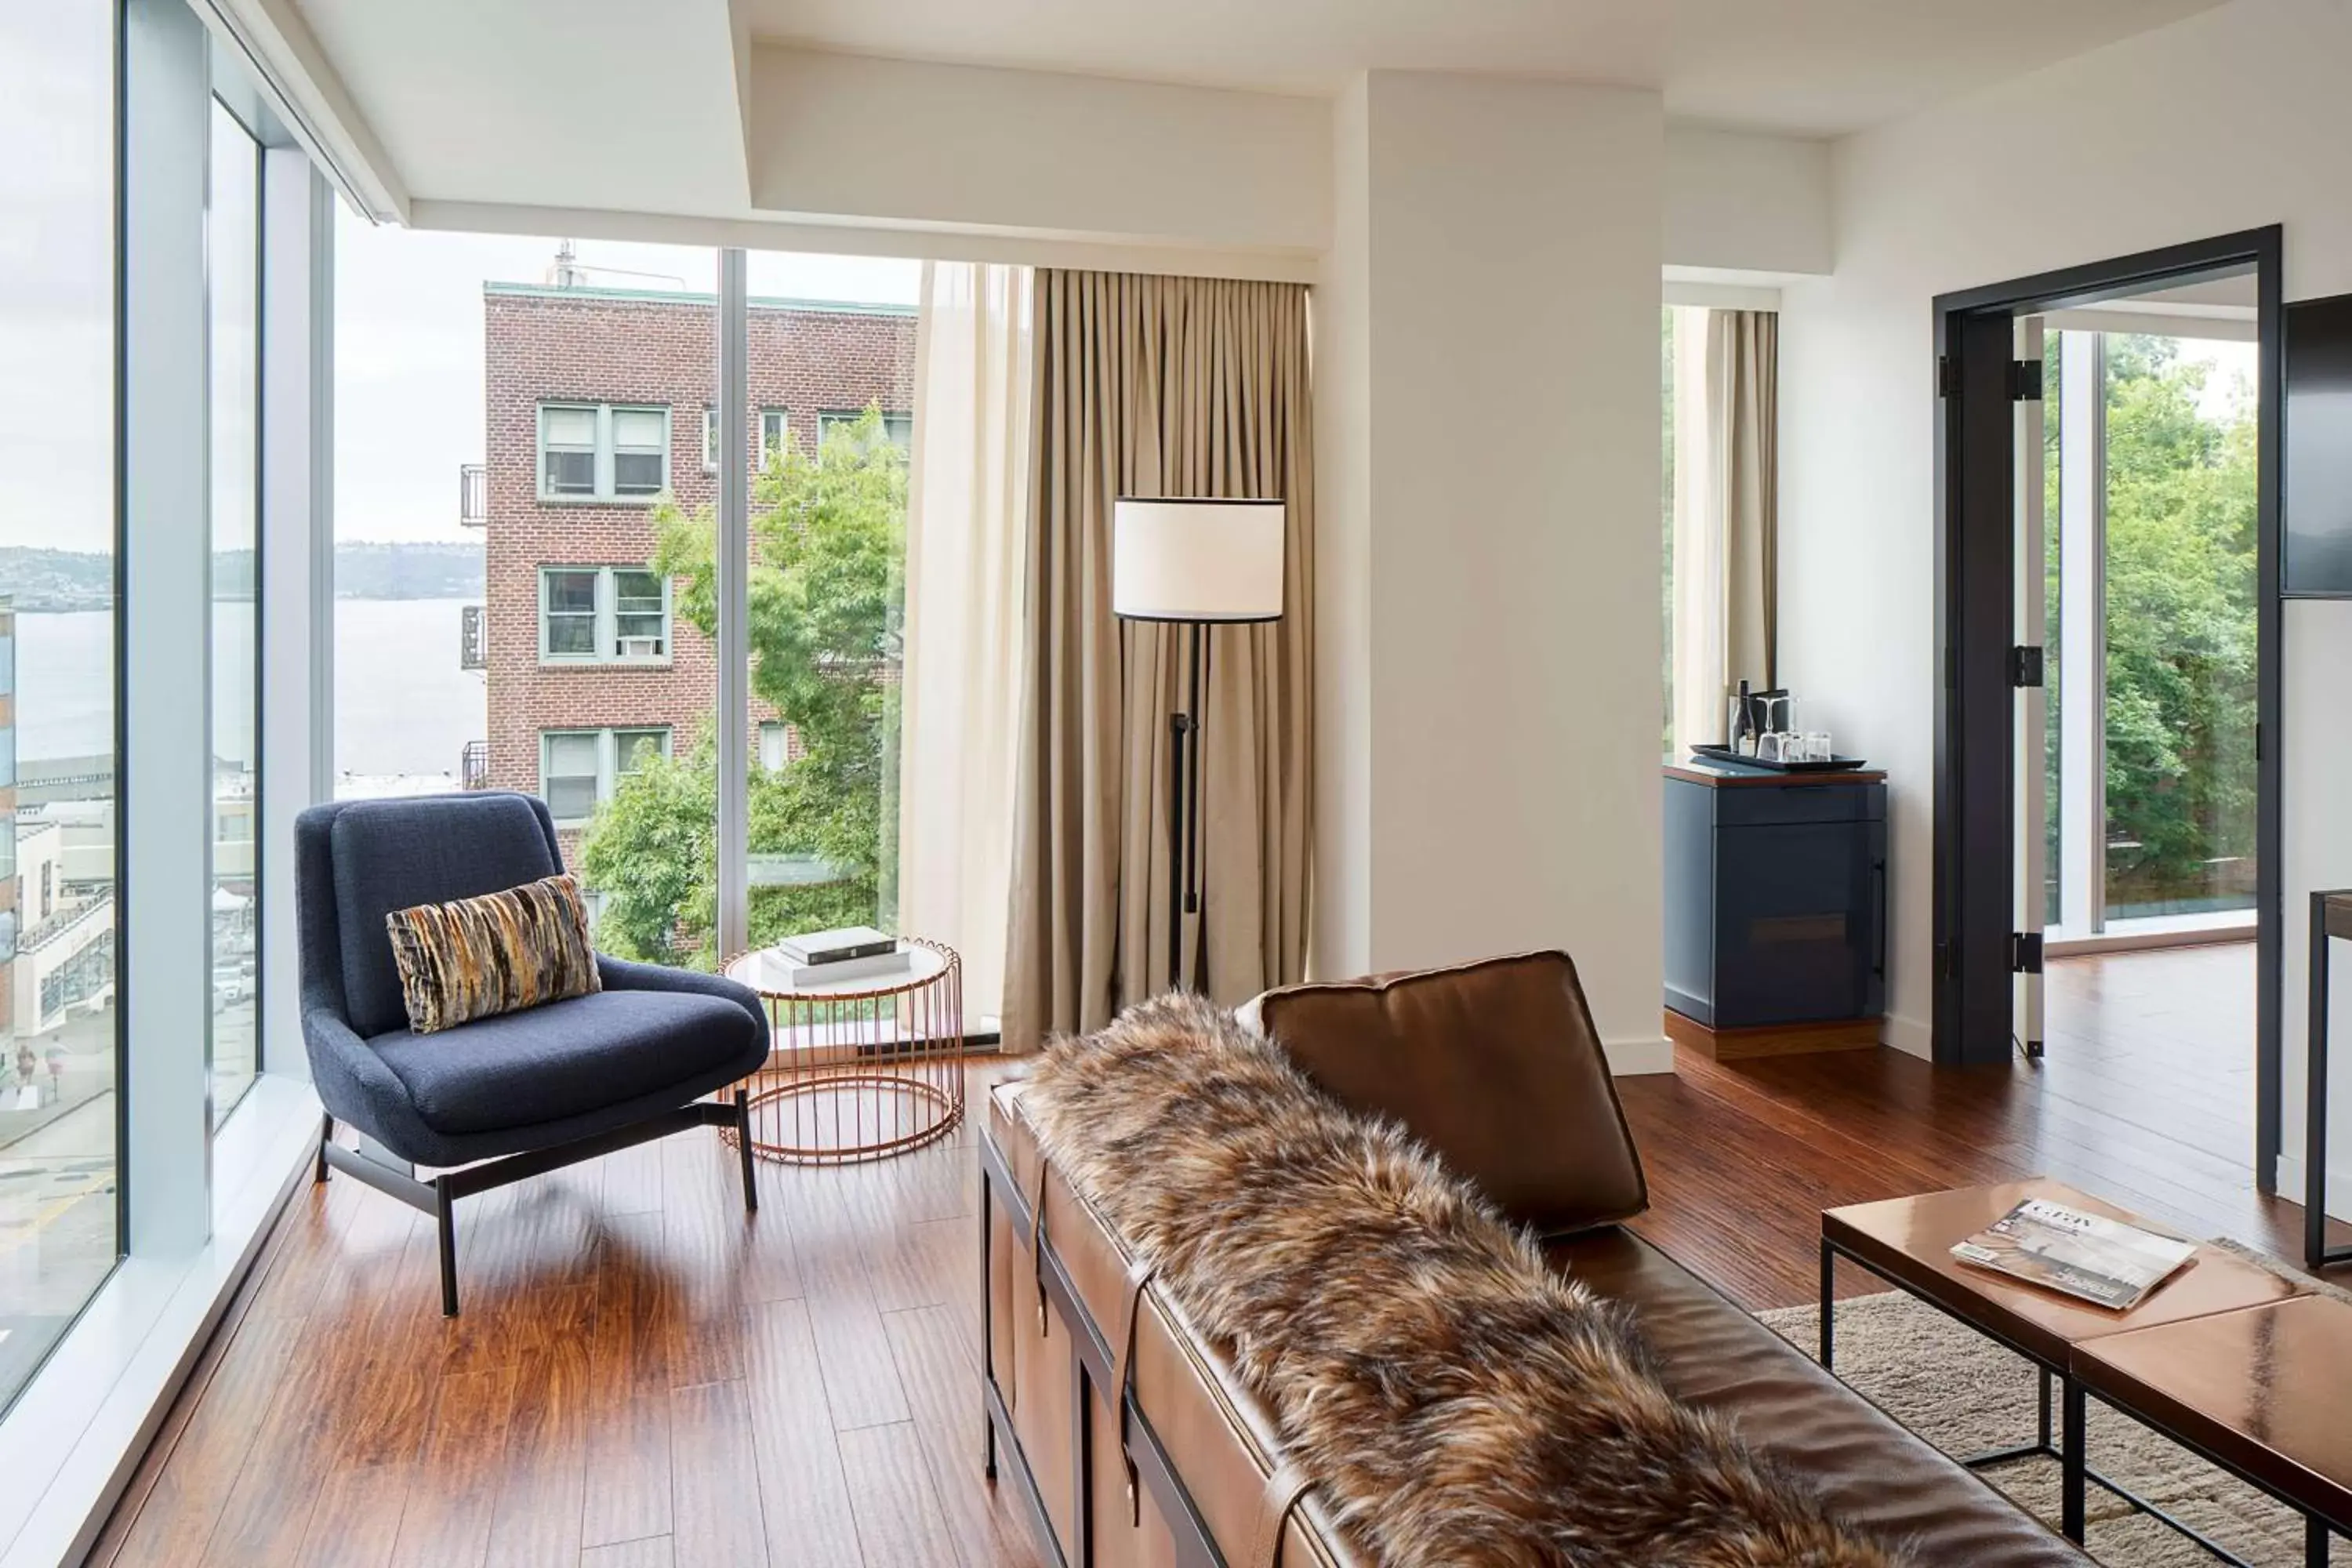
xmin=532 ymin=494 xmax=666 ymax=509
xmin=2045 ymin=908 xmax=2257 ymax=957
xmin=0 ymin=1073 xmax=321 ymax=1568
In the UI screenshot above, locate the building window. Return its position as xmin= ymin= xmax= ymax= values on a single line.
xmin=758 ymin=720 xmax=789 ymax=772
xmin=537 ymin=402 xmax=670 ymax=503
xmin=539 ymin=566 xmax=671 ymax=662
xmin=540 ymin=726 xmax=672 ymax=825
xmin=817 ymin=409 xmax=912 ymax=454
xmin=704 ymin=407 xmax=791 ymax=472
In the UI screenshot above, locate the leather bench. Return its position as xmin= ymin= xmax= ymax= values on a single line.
xmin=980 ymin=951 xmax=2092 ymax=1566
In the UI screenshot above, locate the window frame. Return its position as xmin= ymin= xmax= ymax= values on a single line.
xmin=535 ymin=401 xmax=671 ymax=504
xmin=536 ymin=564 xmax=673 ymax=666
xmin=815 ymin=408 xmax=911 ymax=455
xmin=539 ymin=725 xmax=674 ymax=826
xmin=706 ymin=406 xmax=790 ymax=472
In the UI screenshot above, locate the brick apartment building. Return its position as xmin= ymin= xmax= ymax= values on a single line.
xmin=476 ymin=281 xmax=916 ymax=860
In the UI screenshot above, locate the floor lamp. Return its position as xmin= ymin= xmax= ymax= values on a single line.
xmin=1112 ymin=497 xmax=1287 ymax=993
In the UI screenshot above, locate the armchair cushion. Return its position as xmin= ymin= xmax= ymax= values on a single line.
xmin=330 ymin=793 xmax=562 ymax=1037
xmin=370 ymin=988 xmax=761 ymax=1137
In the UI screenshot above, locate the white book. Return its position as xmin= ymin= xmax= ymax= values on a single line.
xmin=775 ymin=947 xmax=912 ymax=989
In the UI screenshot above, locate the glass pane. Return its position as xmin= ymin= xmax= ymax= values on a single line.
xmin=209 ymin=100 xmax=261 ymax=1124
xmin=702 ymin=408 xmax=718 ymax=470
xmin=543 ymin=448 xmax=594 ymax=496
xmin=545 ymin=615 xmax=597 ymax=656
xmin=1 ymin=0 xmax=120 ymax=1416
xmin=543 ymin=405 xmax=597 ymax=447
xmin=546 ymin=731 xmax=598 ymax=773
xmin=615 ymin=728 xmax=666 ymax=774
xmin=543 ymin=568 xmax=597 ymax=614
xmin=612 ymin=569 xmax=662 ymax=612
xmin=612 ymin=408 xmax=666 ymax=450
xmin=2101 ymin=332 xmax=2259 ymax=920
xmin=612 ymin=451 xmax=663 ymax=495
xmin=760 ymin=409 xmax=786 ymax=466
xmin=544 ymin=774 xmax=598 ymax=823
xmin=741 ymin=255 xmax=919 ymax=956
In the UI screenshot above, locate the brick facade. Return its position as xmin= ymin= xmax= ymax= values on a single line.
xmin=481 ymin=285 xmax=916 ymax=858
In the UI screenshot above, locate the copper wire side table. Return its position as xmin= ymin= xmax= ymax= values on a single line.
xmin=720 ymin=938 xmax=965 ymax=1164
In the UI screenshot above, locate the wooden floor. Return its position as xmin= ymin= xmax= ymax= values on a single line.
xmin=92 ymin=944 xmax=2345 ymax=1566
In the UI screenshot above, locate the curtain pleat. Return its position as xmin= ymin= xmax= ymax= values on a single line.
xmin=1002 ymin=271 xmax=1316 ymax=1051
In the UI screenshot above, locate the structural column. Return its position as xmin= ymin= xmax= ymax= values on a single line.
xmin=1315 ymin=72 xmax=1669 ymax=1069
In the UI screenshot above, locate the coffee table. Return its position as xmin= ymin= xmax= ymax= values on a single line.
xmin=2073 ymin=1294 xmax=2352 ymax=1567
xmin=1821 ymin=1179 xmax=2304 ymax=1549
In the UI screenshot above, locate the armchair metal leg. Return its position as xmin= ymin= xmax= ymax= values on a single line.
xmin=735 ymin=1087 xmax=759 ymax=1212
xmin=316 ymin=1113 xmax=333 ymax=1184
xmin=436 ymin=1180 xmax=459 ymax=1318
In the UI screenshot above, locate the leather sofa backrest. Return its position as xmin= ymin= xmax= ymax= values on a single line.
xmin=1246 ymin=949 xmax=1648 ymax=1235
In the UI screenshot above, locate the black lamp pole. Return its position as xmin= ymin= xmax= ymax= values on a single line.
xmin=1165 ymin=621 xmax=1210 ymax=990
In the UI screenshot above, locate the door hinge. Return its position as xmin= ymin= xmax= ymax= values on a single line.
xmin=2010 ymin=359 xmax=2045 ymax=401
xmin=1937 ymin=354 xmax=1959 ymax=398
xmin=2009 ymin=932 xmax=2045 ymax=975
xmin=2009 ymin=645 xmax=2045 ymax=688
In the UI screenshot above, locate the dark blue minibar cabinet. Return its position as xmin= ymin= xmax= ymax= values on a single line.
xmin=1663 ymin=760 xmax=1887 ymax=1060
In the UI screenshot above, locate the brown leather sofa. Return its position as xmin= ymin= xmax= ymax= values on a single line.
xmin=980 ymin=952 xmax=2093 ymax=1566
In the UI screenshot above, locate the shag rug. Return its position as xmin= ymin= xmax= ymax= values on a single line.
xmin=1760 ymin=1253 xmax=2352 ymax=1568
xmin=1023 ymin=994 xmax=1907 ymax=1567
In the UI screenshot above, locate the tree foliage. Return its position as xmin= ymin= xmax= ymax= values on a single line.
xmin=2044 ymin=334 xmax=2257 ymax=916
xmin=577 ymin=407 xmax=907 ymax=967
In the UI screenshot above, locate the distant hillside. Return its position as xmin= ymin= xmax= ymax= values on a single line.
xmin=0 ymin=542 xmax=485 ymax=611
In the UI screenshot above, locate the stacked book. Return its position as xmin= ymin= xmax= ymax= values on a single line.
xmin=771 ymin=925 xmax=910 ymax=987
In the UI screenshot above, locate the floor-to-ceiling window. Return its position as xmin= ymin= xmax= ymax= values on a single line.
xmin=0 ymin=0 xmax=122 ymax=1416
xmin=208 ymin=96 xmax=261 ymax=1124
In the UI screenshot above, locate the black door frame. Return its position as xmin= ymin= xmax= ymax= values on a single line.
xmin=1932 ymin=226 xmax=2285 ymax=1188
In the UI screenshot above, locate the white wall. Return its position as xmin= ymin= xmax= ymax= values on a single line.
xmin=1664 ymin=126 xmax=1831 ymax=278
xmin=747 ymin=46 xmax=1331 ymax=263
xmin=1778 ymin=0 xmax=2352 ymax=1184
xmin=1317 ymin=71 xmax=1669 ymax=1073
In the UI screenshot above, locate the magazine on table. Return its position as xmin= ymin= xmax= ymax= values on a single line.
xmin=1949 ymin=1198 xmax=2196 ymax=1311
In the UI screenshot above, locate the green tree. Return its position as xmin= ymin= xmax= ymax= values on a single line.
xmin=576 ymin=406 xmax=907 ymax=967
xmin=2099 ymin=336 xmax=2257 ymax=911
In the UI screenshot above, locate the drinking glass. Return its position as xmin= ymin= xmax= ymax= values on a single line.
xmin=1804 ymin=731 xmax=1833 ymax=762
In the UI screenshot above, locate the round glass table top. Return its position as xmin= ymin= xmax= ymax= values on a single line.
xmin=724 ymin=940 xmax=949 ymax=999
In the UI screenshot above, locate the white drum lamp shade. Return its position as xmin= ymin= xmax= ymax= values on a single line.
xmin=1112 ymin=499 xmax=1286 ymax=623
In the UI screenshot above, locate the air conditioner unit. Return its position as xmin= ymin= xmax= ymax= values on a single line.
xmin=618 ymin=637 xmax=662 ymax=659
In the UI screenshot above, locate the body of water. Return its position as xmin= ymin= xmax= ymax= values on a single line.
xmin=13 ymin=599 xmax=483 ymax=780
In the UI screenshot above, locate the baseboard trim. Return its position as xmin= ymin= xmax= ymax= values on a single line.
xmin=1881 ymin=1013 xmax=1933 ymax=1061
xmin=1605 ymin=1036 xmax=1675 ymax=1076
xmin=2272 ymin=1153 xmax=2352 ymax=1227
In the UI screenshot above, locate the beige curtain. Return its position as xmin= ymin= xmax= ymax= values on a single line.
xmin=895 ymin=261 xmax=1033 ymax=1030
xmin=1669 ymin=307 xmax=1778 ymax=752
xmin=1001 ymin=271 xmax=1316 ymax=1051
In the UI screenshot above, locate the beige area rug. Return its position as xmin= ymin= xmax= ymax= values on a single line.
xmin=1758 ymin=1264 xmax=2350 ymax=1568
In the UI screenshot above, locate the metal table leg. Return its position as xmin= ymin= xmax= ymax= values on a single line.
xmin=2062 ymin=1377 xmax=2088 ymax=1542
xmin=1819 ymin=1237 xmax=1835 ymax=1370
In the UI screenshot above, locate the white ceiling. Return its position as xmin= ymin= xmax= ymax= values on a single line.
xmin=742 ymin=0 xmax=2226 ymax=136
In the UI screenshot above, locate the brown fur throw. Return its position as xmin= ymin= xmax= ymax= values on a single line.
xmin=1022 ymin=993 xmax=1907 ymax=1568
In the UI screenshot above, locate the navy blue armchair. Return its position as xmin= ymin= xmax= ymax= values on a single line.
xmin=296 ymin=792 xmax=768 ymax=1314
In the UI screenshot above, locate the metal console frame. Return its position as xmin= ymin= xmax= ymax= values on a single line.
xmin=979 ymin=1128 xmax=1233 ymax=1568
xmin=2307 ymin=890 xmax=2352 ymax=1273
xmin=317 ymin=1088 xmax=757 ymax=1316
xmin=1823 ymin=1236 xmax=2336 ymax=1566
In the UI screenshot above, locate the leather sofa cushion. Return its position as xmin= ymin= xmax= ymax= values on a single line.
xmin=1548 ymin=1229 xmax=2089 ymax=1564
xmin=1248 ymin=950 xmax=1647 ymax=1235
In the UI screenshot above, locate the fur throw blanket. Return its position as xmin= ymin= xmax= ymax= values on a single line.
xmin=1022 ymin=994 xmax=1907 ymax=1568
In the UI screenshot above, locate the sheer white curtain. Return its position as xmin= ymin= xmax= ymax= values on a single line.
xmin=1670 ymin=307 xmax=1725 ymax=754
xmin=896 ymin=261 xmax=1033 ymax=1029
xmin=1669 ymin=306 xmax=1777 ymax=756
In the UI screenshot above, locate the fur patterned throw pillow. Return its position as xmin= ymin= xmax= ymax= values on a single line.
xmin=384 ymin=873 xmax=601 ymax=1034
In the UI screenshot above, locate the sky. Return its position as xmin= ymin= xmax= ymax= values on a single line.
xmin=334 ymin=213 xmax=921 ymax=544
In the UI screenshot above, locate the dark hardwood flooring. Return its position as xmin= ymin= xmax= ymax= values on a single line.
xmin=91 ymin=944 xmax=2344 ymax=1566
